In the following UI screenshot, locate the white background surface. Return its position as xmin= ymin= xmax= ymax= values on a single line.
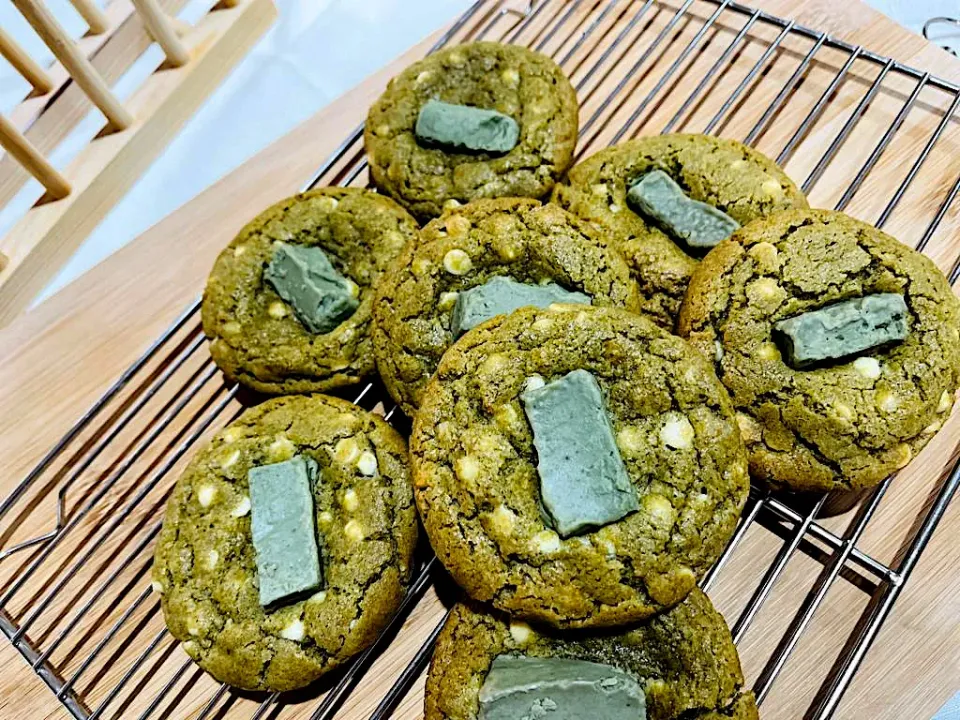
xmin=0 ymin=0 xmax=956 ymax=303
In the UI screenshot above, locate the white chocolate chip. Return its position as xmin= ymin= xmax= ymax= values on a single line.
xmin=268 ymin=436 xmax=296 ymax=462
xmin=455 ymin=455 xmax=480 ymax=483
xmin=714 ymin=340 xmax=725 ymax=362
xmin=833 ymin=403 xmax=855 ymax=422
xmin=443 ymin=249 xmax=472 ymax=275
xmin=938 ymin=390 xmax=953 ymax=413
xmin=280 ymin=619 xmax=305 ymax=641
xmin=893 ymin=443 xmax=912 ymax=468
xmin=222 ymin=321 xmax=241 ymax=335
xmin=616 ymin=426 xmax=645 ymax=456
xmin=219 ymin=449 xmax=241 ymax=469
xmin=222 ymin=427 xmax=243 ymax=443
xmin=448 ymin=51 xmax=465 ymax=65
xmin=318 ymin=511 xmax=334 ymax=527
xmin=761 ymin=178 xmax=783 ymax=197
xmin=501 ymin=68 xmax=520 ymax=87
xmin=182 ymin=640 xmax=198 ymax=656
xmin=345 ymin=520 xmax=365 ymax=542
xmin=532 ymin=316 xmax=554 ymax=332
xmin=345 ymin=279 xmax=360 ymax=299
xmin=489 ymin=505 xmax=516 ymax=535
xmin=603 ymin=540 xmax=617 ymax=559
xmin=591 ymin=183 xmax=609 ymax=197
xmin=334 ymin=437 xmax=360 ymax=464
xmin=494 ymin=404 xmax=519 ymax=429
xmin=736 ymin=412 xmax=763 ymax=443
xmin=151 ymin=580 xmax=164 ymax=595
xmin=532 ymin=530 xmax=561 ymax=554
xmin=609 ymin=203 xmax=622 ymax=213
xmin=853 ymin=357 xmax=881 ymax=380
xmin=197 ymin=485 xmax=217 ymax=508
xmin=523 ymin=375 xmax=546 ymax=393
xmin=187 ymin=626 xmax=199 ymax=637
xmin=730 ymin=159 xmax=748 ymax=170
xmin=443 ymin=199 xmax=462 ymax=211
xmin=660 ymin=413 xmax=694 ymax=450
xmin=341 ymin=488 xmax=359 ymax=512
xmin=348 ymin=619 xmax=358 ymax=630
xmin=758 ymin=342 xmax=780 ymax=361
xmin=412 ymin=257 xmax=433 ymax=276
xmin=309 ymin=590 xmax=328 ymax=604
xmin=445 ymin=215 xmax=471 ymax=237
xmin=317 ymin=196 xmax=339 ymax=212
xmin=415 ymin=70 xmax=432 ymax=84
xmin=496 ymin=240 xmax=520 ymax=261
xmin=268 ymin=301 xmax=288 ymax=319
xmin=376 ymin=123 xmax=391 ymax=136
xmin=923 ymin=421 xmax=942 ymax=435
xmin=231 ymin=496 xmax=251 ymax=518
xmin=644 ymin=494 xmax=675 ymax=524
xmin=481 ymin=353 xmax=508 ymax=375
xmin=877 ymin=390 xmax=899 ymax=413
xmin=357 ymin=451 xmax=378 ymax=477
xmin=438 ymin=291 xmax=459 ymax=311
xmin=206 ymin=550 xmax=219 ymax=569
xmin=509 ymin=621 xmax=533 ymax=644
xmin=748 ymin=241 xmax=779 ymax=268
xmin=233 ymin=245 xmax=247 ymax=257
xmin=748 ymin=277 xmax=783 ymax=302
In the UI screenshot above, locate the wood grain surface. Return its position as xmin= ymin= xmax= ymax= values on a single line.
xmin=0 ymin=1 xmax=959 ymax=719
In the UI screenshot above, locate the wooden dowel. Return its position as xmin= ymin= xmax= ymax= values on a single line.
xmin=0 ymin=114 xmax=71 ymax=200
xmin=12 ymin=0 xmax=133 ymax=131
xmin=131 ymin=0 xmax=190 ymax=67
xmin=66 ymin=0 xmax=110 ymax=34
xmin=0 ymin=26 xmax=53 ymax=94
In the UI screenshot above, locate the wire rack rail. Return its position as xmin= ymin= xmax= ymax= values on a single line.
xmin=1 ymin=0 xmax=959 ymax=718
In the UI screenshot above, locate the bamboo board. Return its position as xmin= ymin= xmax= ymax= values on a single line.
xmin=0 ymin=1 xmax=959 ymax=719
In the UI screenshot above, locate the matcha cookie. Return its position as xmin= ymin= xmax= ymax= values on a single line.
xmin=366 ymin=42 xmax=579 ymax=222
xmin=411 ymin=305 xmax=749 ymax=628
xmin=425 ymin=591 xmax=757 ymax=720
xmin=202 ymin=187 xmax=418 ymax=395
xmin=553 ymin=134 xmax=807 ymax=327
xmin=152 ymin=394 xmax=417 ymax=691
xmin=679 ymin=209 xmax=960 ymax=492
xmin=373 ymin=199 xmax=641 ymax=416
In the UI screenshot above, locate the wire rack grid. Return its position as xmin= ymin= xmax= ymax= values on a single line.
xmin=1 ymin=0 xmax=960 ymax=719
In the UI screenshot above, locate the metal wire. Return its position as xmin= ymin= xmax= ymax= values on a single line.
xmin=0 ymin=2 xmax=958 ymax=720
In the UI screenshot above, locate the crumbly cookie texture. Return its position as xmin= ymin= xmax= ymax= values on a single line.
xmin=373 ymin=198 xmax=641 ymax=416
xmin=202 ymin=187 xmax=418 ymax=395
xmin=366 ymin=42 xmax=579 ymax=222
xmin=679 ymin=209 xmax=960 ymax=493
xmin=553 ymin=134 xmax=808 ymax=328
xmin=411 ymin=305 xmax=749 ymax=628
xmin=425 ymin=592 xmax=758 ymax=720
xmin=152 ymin=395 xmax=417 ymax=692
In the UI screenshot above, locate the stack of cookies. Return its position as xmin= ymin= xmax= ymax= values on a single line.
xmin=152 ymin=39 xmax=960 ymax=718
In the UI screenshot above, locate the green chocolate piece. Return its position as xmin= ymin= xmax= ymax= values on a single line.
xmin=451 ymin=276 xmax=591 ymax=337
xmin=248 ymin=455 xmax=323 ymax=607
xmin=415 ymin=99 xmax=520 ymax=155
xmin=479 ymin=655 xmax=647 ymax=720
xmin=264 ymin=242 xmax=359 ymax=334
xmin=521 ymin=369 xmax=638 ymax=538
xmin=774 ymin=293 xmax=909 ymax=369
xmin=626 ymin=169 xmax=740 ymax=251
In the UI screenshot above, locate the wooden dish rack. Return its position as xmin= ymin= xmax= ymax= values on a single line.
xmin=0 ymin=0 xmax=276 ymax=327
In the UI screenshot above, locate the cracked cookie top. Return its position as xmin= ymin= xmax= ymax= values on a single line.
xmin=425 ymin=592 xmax=758 ymax=720
xmin=679 ymin=209 xmax=960 ymax=492
xmin=411 ymin=305 xmax=749 ymax=629
xmin=373 ymin=198 xmax=641 ymax=416
xmin=152 ymin=394 xmax=417 ymax=691
xmin=553 ymin=134 xmax=808 ymax=328
xmin=202 ymin=187 xmax=418 ymax=395
xmin=365 ymin=42 xmax=579 ymax=222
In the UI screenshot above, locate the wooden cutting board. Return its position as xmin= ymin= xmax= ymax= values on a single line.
xmin=1 ymin=1 xmax=959 ymax=719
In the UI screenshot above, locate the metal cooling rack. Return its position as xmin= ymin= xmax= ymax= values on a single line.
xmin=2 ymin=0 xmax=960 ymax=718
